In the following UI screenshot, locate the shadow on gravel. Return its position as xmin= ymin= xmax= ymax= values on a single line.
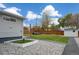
xmin=62 ymin=37 xmax=79 ymax=55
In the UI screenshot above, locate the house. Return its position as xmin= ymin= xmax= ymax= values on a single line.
xmin=63 ymin=14 xmax=79 ymax=37
xmin=64 ymin=27 xmax=79 ymax=37
xmin=0 ymin=11 xmax=24 ymax=43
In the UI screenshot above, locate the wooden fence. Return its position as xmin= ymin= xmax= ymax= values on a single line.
xmin=40 ymin=30 xmax=64 ymax=35
xmin=24 ymin=27 xmax=64 ymax=35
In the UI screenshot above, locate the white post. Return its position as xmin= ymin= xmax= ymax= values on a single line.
xmin=22 ymin=20 xmax=24 ymax=40
xmin=29 ymin=24 xmax=31 ymax=37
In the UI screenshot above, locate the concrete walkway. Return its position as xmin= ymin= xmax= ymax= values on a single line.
xmin=0 ymin=40 xmax=65 ymax=55
xmin=62 ymin=37 xmax=79 ymax=55
xmin=74 ymin=37 xmax=79 ymax=48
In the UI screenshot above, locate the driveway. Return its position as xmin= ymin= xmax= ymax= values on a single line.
xmin=0 ymin=40 xmax=65 ymax=55
xmin=62 ymin=37 xmax=79 ymax=55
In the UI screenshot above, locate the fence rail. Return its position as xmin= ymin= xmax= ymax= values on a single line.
xmin=24 ymin=28 xmax=64 ymax=35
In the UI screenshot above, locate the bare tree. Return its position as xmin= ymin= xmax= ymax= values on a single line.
xmin=42 ymin=12 xmax=50 ymax=31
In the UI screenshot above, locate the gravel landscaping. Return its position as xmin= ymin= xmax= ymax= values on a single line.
xmin=0 ymin=40 xmax=66 ymax=55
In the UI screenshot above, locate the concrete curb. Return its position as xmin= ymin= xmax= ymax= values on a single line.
xmin=4 ymin=39 xmax=39 ymax=47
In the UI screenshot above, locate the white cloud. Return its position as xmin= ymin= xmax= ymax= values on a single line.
xmin=49 ymin=18 xmax=59 ymax=25
xmin=42 ymin=5 xmax=62 ymax=17
xmin=26 ymin=11 xmax=41 ymax=20
xmin=4 ymin=7 xmax=22 ymax=16
xmin=23 ymin=22 xmax=29 ymax=27
xmin=0 ymin=3 xmax=6 ymax=8
xmin=0 ymin=4 xmax=22 ymax=16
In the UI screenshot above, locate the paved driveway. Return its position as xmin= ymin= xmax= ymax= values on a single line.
xmin=0 ymin=40 xmax=65 ymax=55
xmin=63 ymin=37 xmax=79 ymax=55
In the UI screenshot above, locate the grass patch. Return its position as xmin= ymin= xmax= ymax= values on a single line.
xmin=13 ymin=40 xmax=33 ymax=44
xmin=31 ymin=34 xmax=69 ymax=44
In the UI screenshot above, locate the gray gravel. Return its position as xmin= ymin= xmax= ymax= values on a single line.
xmin=0 ymin=40 xmax=66 ymax=55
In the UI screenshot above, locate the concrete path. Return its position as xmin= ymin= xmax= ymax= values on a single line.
xmin=74 ymin=37 xmax=79 ymax=48
xmin=62 ymin=37 xmax=79 ymax=55
xmin=0 ymin=40 xmax=65 ymax=55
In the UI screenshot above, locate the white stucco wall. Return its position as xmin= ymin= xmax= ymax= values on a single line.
xmin=0 ymin=15 xmax=23 ymax=38
xmin=64 ymin=29 xmax=78 ymax=37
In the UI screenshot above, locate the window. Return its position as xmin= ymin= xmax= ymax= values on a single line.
xmin=3 ymin=15 xmax=16 ymax=22
xmin=10 ymin=18 xmax=16 ymax=22
xmin=3 ymin=16 xmax=10 ymax=21
xmin=73 ymin=30 xmax=75 ymax=32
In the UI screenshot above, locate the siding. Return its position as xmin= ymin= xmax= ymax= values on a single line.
xmin=64 ymin=30 xmax=78 ymax=37
xmin=0 ymin=15 xmax=23 ymax=38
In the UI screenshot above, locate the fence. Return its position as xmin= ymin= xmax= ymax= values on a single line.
xmin=35 ymin=29 xmax=64 ymax=35
xmin=24 ymin=27 xmax=64 ymax=35
xmin=41 ymin=30 xmax=64 ymax=35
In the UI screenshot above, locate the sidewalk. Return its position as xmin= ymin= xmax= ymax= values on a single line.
xmin=74 ymin=37 xmax=79 ymax=48
xmin=62 ymin=37 xmax=79 ymax=55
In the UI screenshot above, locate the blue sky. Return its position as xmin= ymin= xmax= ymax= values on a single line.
xmin=4 ymin=3 xmax=79 ymax=16
xmin=0 ymin=3 xmax=79 ymax=27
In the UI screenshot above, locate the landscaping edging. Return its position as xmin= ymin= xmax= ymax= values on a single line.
xmin=4 ymin=39 xmax=39 ymax=47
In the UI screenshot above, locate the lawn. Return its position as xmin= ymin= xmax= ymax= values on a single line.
xmin=31 ymin=34 xmax=69 ymax=44
xmin=13 ymin=40 xmax=33 ymax=44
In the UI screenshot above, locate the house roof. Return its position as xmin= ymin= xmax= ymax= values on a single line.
xmin=0 ymin=10 xmax=25 ymax=20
